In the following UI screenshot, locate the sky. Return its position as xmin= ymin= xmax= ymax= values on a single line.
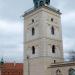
xmin=0 ymin=0 xmax=75 ymax=62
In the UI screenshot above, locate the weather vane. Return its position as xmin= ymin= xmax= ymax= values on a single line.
xmin=33 ymin=0 xmax=50 ymax=8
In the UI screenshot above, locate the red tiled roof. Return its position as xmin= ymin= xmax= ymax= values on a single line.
xmin=2 ymin=63 xmax=23 ymax=69
xmin=0 ymin=63 xmax=23 ymax=75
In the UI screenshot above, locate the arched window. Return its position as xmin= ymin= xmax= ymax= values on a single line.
xmin=32 ymin=46 xmax=35 ymax=54
xmin=54 ymin=60 xmax=56 ymax=63
xmin=52 ymin=45 xmax=55 ymax=53
xmin=32 ymin=19 xmax=34 ymax=23
xmin=51 ymin=18 xmax=53 ymax=22
xmin=51 ymin=26 xmax=54 ymax=35
xmin=32 ymin=27 xmax=35 ymax=35
xmin=56 ymin=69 xmax=61 ymax=75
xmin=39 ymin=1 xmax=44 ymax=6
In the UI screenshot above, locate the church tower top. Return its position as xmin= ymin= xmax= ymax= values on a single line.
xmin=33 ymin=0 xmax=50 ymax=8
xmin=23 ymin=0 xmax=61 ymax=17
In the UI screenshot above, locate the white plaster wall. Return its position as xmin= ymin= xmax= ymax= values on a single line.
xmin=24 ymin=6 xmax=64 ymax=75
xmin=24 ymin=7 xmax=64 ymax=61
xmin=40 ymin=8 xmax=64 ymax=62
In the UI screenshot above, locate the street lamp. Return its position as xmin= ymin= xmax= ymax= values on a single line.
xmin=27 ymin=56 xmax=30 ymax=75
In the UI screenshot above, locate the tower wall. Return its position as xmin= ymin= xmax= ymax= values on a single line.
xmin=24 ymin=6 xmax=64 ymax=75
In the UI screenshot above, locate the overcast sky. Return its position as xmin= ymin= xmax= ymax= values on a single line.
xmin=0 ymin=0 xmax=75 ymax=62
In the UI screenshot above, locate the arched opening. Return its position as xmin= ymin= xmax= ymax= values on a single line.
xmin=35 ymin=2 xmax=38 ymax=8
xmin=32 ymin=46 xmax=35 ymax=54
xmin=52 ymin=45 xmax=55 ymax=53
xmin=32 ymin=19 xmax=34 ymax=23
xmin=51 ymin=18 xmax=53 ymax=22
xmin=32 ymin=27 xmax=35 ymax=35
xmin=54 ymin=60 xmax=56 ymax=63
xmin=51 ymin=26 xmax=55 ymax=35
xmin=39 ymin=1 xmax=44 ymax=6
xmin=56 ymin=69 xmax=61 ymax=75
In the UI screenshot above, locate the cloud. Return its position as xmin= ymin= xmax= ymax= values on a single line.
xmin=0 ymin=0 xmax=33 ymax=21
xmin=61 ymin=11 xmax=75 ymax=52
xmin=0 ymin=19 xmax=23 ymax=62
xmin=63 ymin=38 xmax=75 ymax=51
xmin=0 ymin=0 xmax=75 ymax=62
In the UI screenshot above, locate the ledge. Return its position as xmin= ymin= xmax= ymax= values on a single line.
xmin=23 ymin=5 xmax=61 ymax=17
xmin=48 ymin=61 xmax=75 ymax=68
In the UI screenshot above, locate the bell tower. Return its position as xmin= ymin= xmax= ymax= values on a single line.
xmin=23 ymin=0 xmax=64 ymax=75
xmin=33 ymin=0 xmax=50 ymax=8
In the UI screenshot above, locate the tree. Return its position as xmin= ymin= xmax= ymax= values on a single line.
xmin=0 ymin=58 xmax=4 ymax=65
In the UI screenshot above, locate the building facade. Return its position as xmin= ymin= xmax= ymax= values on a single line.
xmin=23 ymin=0 xmax=75 ymax=75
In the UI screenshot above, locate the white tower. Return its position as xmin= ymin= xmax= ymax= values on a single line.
xmin=23 ymin=1 xmax=64 ymax=75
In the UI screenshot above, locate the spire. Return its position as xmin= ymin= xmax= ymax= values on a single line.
xmin=0 ymin=58 xmax=4 ymax=65
xmin=33 ymin=0 xmax=50 ymax=8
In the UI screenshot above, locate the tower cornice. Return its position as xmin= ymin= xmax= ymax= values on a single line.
xmin=23 ymin=5 xmax=61 ymax=17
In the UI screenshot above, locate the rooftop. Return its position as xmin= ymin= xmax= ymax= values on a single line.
xmin=23 ymin=5 xmax=61 ymax=17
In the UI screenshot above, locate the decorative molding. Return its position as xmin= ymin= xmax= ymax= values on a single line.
xmin=49 ymin=62 xmax=75 ymax=68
